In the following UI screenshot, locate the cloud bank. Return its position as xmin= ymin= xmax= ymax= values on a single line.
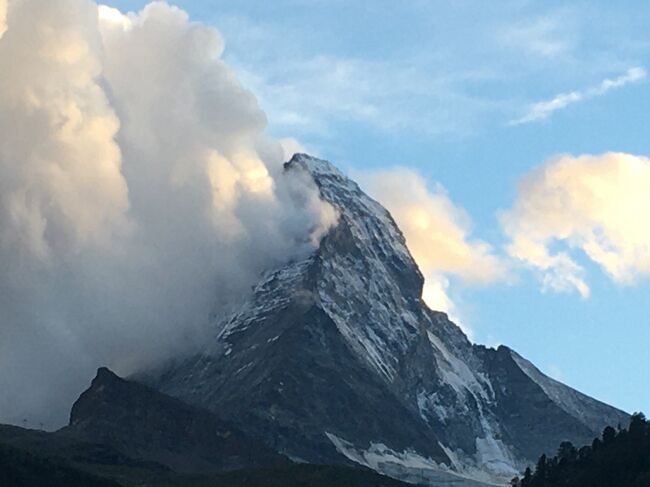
xmin=0 ymin=0 xmax=334 ymax=428
xmin=359 ymin=168 xmax=507 ymax=337
xmin=0 ymin=0 xmax=6 ymax=38
xmin=501 ymin=152 xmax=650 ymax=297
xmin=512 ymin=67 xmax=646 ymax=125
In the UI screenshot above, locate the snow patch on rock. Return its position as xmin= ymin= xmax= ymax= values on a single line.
xmin=326 ymin=432 xmax=499 ymax=487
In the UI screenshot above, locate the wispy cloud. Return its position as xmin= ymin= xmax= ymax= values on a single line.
xmin=499 ymin=14 xmax=576 ymax=59
xmin=511 ymin=66 xmax=646 ymax=125
xmin=208 ymin=2 xmax=650 ymax=138
xmin=232 ymin=53 xmax=496 ymax=138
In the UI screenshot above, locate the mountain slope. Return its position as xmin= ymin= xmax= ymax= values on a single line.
xmin=146 ymin=154 xmax=628 ymax=486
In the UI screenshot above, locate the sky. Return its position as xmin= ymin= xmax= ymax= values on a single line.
xmin=102 ymin=0 xmax=650 ymax=415
xmin=1 ymin=0 xmax=648 ymax=426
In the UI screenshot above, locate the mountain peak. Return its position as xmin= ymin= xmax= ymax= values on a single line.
xmin=285 ymin=153 xmax=347 ymax=181
xmin=147 ymin=155 xmax=629 ymax=486
xmin=93 ymin=367 xmax=120 ymax=385
xmin=285 ymin=153 xmax=422 ymax=296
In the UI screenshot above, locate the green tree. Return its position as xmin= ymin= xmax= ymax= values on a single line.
xmin=536 ymin=454 xmax=548 ymax=483
xmin=602 ymin=426 xmax=617 ymax=445
xmin=557 ymin=441 xmax=577 ymax=464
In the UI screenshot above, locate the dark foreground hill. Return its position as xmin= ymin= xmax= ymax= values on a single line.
xmin=0 ymin=442 xmax=408 ymax=487
xmin=0 ymin=368 xmax=411 ymax=487
xmin=0 ymin=442 xmax=120 ymax=487
xmin=165 ymin=464 xmax=412 ymax=487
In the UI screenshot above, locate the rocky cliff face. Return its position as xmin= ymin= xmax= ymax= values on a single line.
xmin=146 ymin=154 xmax=628 ymax=486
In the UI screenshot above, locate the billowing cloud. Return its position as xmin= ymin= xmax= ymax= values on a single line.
xmin=359 ymin=168 xmax=507 ymax=338
xmin=278 ymin=137 xmax=310 ymax=162
xmin=0 ymin=0 xmax=334 ymax=428
xmin=501 ymin=152 xmax=650 ymax=297
xmin=511 ymin=67 xmax=646 ymax=125
xmin=360 ymin=168 xmax=506 ymax=283
xmin=0 ymin=0 xmax=6 ymax=38
xmin=0 ymin=0 xmax=129 ymax=261
xmin=420 ymin=272 xmax=473 ymax=339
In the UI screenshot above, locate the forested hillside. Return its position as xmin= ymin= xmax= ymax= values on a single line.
xmin=514 ymin=413 xmax=649 ymax=487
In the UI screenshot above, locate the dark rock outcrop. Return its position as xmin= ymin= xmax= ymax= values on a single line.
xmin=64 ymin=367 xmax=288 ymax=474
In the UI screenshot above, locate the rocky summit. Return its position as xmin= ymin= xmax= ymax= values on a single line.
xmin=145 ymin=154 xmax=628 ymax=486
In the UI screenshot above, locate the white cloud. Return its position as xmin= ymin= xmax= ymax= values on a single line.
xmin=0 ymin=0 xmax=6 ymax=38
xmin=501 ymin=152 xmax=650 ymax=297
xmin=0 ymin=0 xmax=130 ymax=260
xmin=217 ymin=10 xmax=501 ymax=139
xmin=248 ymin=55 xmax=501 ymax=138
xmin=0 ymin=0 xmax=335 ymax=428
xmin=512 ymin=67 xmax=646 ymax=124
xmin=197 ymin=2 xmax=650 ymax=142
xmin=359 ymin=167 xmax=508 ymax=338
xmin=499 ymin=15 xmax=574 ymax=59
xmin=421 ymin=273 xmax=473 ymax=340
xmin=359 ymin=168 xmax=507 ymax=284
xmin=278 ymin=137 xmax=309 ymax=161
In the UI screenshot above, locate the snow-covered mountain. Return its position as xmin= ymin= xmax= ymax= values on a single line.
xmin=145 ymin=154 xmax=628 ymax=486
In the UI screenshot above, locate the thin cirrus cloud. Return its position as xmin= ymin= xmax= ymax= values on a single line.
xmin=498 ymin=14 xmax=575 ymax=59
xmin=500 ymin=152 xmax=650 ymax=298
xmin=511 ymin=66 xmax=647 ymax=125
xmin=233 ymin=53 xmax=494 ymax=139
xmin=205 ymin=2 xmax=650 ymax=143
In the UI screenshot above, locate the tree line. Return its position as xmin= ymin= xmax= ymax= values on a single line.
xmin=511 ymin=413 xmax=650 ymax=487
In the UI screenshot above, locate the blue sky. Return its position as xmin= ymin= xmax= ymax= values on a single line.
xmin=106 ymin=0 xmax=650 ymax=415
